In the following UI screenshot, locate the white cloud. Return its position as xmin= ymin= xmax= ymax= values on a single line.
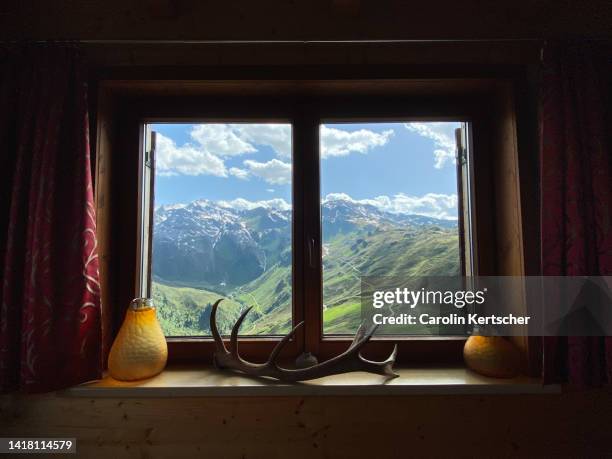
xmin=190 ymin=124 xmax=256 ymax=157
xmin=233 ymin=124 xmax=292 ymax=158
xmin=156 ymin=133 xmax=227 ymax=177
xmin=243 ymin=159 xmax=291 ymax=185
xmin=320 ymin=126 xmax=393 ymax=158
xmin=323 ymin=192 xmax=458 ymax=220
xmin=433 ymin=149 xmax=454 ymax=169
xmin=155 ymin=124 xmax=294 ymax=177
xmin=229 ymin=167 xmax=250 ymax=180
xmin=404 ymin=122 xmax=458 ymax=169
xmin=217 ymin=198 xmax=291 ymax=212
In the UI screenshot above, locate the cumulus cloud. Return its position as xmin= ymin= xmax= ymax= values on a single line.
xmin=404 ymin=122 xmax=458 ymax=169
xmin=217 ymin=198 xmax=291 ymax=212
xmin=243 ymin=159 xmax=292 ymax=185
xmin=156 ymin=124 xmax=294 ymax=177
xmin=157 ymin=123 xmax=394 ymax=177
xmin=190 ymin=124 xmax=256 ymax=157
xmin=229 ymin=167 xmax=250 ymax=180
xmin=156 ymin=133 xmax=227 ymax=177
xmin=321 ymin=126 xmax=394 ymax=158
xmin=232 ymin=124 xmax=292 ymax=158
xmin=323 ymin=192 xmax=458 ymax=220
xmin=156 ymin=123 xmax=398 ymax=177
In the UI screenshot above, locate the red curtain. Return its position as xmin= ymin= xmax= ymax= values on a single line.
xmin=0 ymin=46 xmax=102 ymax=393
xmin=540 ymin=41 xmax=612 ymax=385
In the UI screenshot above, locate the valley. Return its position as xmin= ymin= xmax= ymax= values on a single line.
xmin=152 ymin=197 xmax=460 ymax=336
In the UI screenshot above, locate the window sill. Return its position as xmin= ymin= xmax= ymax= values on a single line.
xmin=65 ymin=365 xmax=559 ymax=397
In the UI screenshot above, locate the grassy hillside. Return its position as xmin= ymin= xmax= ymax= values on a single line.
xmin=152 ymin=282 xmax=244 ymax=336
xmin=234 ymin=261 xmax=292 ymax=335
xmin=321 ymin=225 xmax=459 ymax=334
xmin=153 ymin=224 xmax=460 ymax=337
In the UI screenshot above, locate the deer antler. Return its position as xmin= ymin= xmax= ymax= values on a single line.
xmin=210 ymin=299 xmax=399 ymax=382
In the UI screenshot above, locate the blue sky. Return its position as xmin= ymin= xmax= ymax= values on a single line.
xmin=151 ymin=121 xmax=461 ymax=219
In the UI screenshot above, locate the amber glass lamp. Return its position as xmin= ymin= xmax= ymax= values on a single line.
xmin=108 ymin=298 xmax=168 ymax=381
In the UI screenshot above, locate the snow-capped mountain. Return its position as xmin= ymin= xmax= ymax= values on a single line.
xmin=153 ymin=200 xmax=270 ymax=288
xmin=321 ymin=197 xmax=456 ymax=237
xmin=152 ymin=198 xmax=456 ymax=290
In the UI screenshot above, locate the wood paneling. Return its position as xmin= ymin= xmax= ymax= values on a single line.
xmin=99 ymin=78 xmax=511 ymax=97
xmin=3 ymin=0 xmax=612 ymax=42
xmin=3 ymin=5 xmax=608 ymax=458
xmin=2 ymin=390 xmax=611 ymax=458
xmin=84 ymin=42 xmax=543 ymax=69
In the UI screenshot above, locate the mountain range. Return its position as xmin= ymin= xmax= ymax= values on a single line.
xmin=152 ymin=198 xmax=460 ymax=336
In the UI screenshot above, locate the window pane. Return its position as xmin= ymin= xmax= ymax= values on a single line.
xmin=320 ymin=122 xmax=464 ymax=335
xmin=149 ymin=123 xmax=292 ymax=336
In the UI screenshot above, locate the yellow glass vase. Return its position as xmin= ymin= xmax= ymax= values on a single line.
xmin=463 ymin=336 xmax=521 ymax=378
xmin=108 ymin=298 xmax=168 ymax=381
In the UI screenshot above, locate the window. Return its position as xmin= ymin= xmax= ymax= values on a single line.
xmin=140 ymin=120 xmax=473 ymax=340
xmin=134 ymin=109 xmax=476 ymax=363
xmin=94 ymin=83 xmax=522 ymax=365
xmin=320 ymin=121 xmax=471 ymax=336
xmin=143 ymin=123 xmax=294 ymax=337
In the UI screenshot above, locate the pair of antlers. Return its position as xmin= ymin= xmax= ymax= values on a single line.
xmin=210 ymin=299 xmax=398 ymax=382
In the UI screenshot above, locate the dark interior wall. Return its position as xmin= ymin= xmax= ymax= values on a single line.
xmin=3 ymin=0 xmax=612 ymax=41
xmin=2 ymin=2 xmax=612 ymax=457
xmin=2 ymin=391 xmax=612 ymax=457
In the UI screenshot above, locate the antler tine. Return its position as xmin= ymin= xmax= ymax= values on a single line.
xmin=210 ymin=299 xmax=228 ymax=355
xmin=352 ymin=324 xmax=399 ymax=377
xmin=358 ymin=344 xmax=399 ymax=378
xmin=230 ymin=306 xmax=253 ymax=358
xmin=267 ymin=321 xmax=304 ymax=366
xmin=387 ymin=344 xmax=398 ymax=364
xmin=362 ymin=323 xmax=379 ymax=341
xmin=346 ymin=323 xmax=379 ymax=356
xmin=347 ymin=321 xmax=370 ymax=351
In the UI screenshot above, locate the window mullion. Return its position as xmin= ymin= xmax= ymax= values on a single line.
xmin=298 ymin=110 xmax=323 ymax=357
xmin=291 ymin=113 xmax=307 ymax=356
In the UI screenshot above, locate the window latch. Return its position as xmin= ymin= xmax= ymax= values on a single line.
xmin=308 ymin=238 xmax=316 ymax=268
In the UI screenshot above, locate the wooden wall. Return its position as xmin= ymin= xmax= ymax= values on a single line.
xmin=2 ymin=391 xmax=612 ymax=458
xmin=3 ymin=2 xmax=612 ymax=458
xmin=3 ymin=0 xmax=612 ymax=41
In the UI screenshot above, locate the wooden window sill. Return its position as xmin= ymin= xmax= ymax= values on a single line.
xmin=64 ymin=365 xmax=559 ymax=397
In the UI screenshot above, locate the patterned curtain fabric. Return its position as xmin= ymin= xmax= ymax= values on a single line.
xmin=540 ymin=41 xmax=612 ymax=385
xmin=0 ymin=46 xmax=102 ymax=393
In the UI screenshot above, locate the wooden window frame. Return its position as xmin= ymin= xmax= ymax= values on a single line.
xmin=95 ymin=77 xmax=527 ymax=367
